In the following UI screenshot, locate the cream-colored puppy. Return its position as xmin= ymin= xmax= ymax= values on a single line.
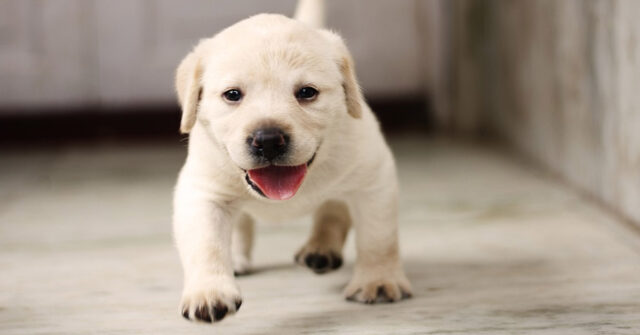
xmin=173 ymin=0 xmax=412 ymax=323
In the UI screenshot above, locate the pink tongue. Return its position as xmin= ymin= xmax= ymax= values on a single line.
xmin=248 ymin=164 xmax=307 ymax=200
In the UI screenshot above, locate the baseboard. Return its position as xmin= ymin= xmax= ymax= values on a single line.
xmin=0 ymin=96 xmax=431 ymax=146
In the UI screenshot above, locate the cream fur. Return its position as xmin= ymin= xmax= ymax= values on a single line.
xmin=173 ymin=4 xmax=411 ymax=323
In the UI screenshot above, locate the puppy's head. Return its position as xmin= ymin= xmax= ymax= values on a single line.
xmin=176 ymin=14 xmax=364 ymax=200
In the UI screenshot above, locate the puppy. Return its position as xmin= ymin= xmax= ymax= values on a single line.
xmin=173 ymin=0 xmax=412 ymax=323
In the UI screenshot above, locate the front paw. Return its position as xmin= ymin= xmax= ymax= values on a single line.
xmin=180 ymin=276 xmax=242 ymax=323
xmin=295 ymin=245 xmax=343 ymax=274
xmin=344 ymin=268 xmax=412 ymax=304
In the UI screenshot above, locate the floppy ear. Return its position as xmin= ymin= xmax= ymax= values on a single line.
xmin=339 ymin=53 xmax=363 ymax=119
xmin=321 ymin=30 xmax=364 ymax=119
xmin=175 ymin=50 xmax=203 ymax=134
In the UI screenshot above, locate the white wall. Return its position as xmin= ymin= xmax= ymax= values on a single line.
xmin=448 ymin=0 xmax=640 ymax=225
xmin=0 ymin=0 xmax=431 ymax=110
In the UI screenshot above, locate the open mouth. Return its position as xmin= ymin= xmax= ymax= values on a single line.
xmin=245 ymin=154 xmax=316 ymax=200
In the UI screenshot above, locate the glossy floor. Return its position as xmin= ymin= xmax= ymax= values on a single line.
xmin=2 ymin=136 xmax=639 ymax=334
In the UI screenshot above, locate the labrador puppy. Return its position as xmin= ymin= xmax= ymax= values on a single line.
xmin=173 ymin=0 xmax=412 ymax=323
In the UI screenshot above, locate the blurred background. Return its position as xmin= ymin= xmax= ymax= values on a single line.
xmin=1 ymin=0 xmax=637 ymax=225
xmin=2 ymin=1 xmax=640 ymax=333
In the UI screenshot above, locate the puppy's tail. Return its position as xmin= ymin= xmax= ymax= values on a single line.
xmin=294 ymin=0 xmax=325 ymax=29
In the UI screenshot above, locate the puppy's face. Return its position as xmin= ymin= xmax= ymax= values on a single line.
xmin=176 ymin=14 xmax=363 ymax=200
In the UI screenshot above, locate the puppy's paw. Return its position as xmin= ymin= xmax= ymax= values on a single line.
xmin=180 ymin=276 xmax=242 ymax=323
xmin=344 ymin=269 xmax=412 ymax=304
xmin=233 ymin=254 xmax=252 ymax=276
xmin=295 ymin=245 xmax=343 ymax=274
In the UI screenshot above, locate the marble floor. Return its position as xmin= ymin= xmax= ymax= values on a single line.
xmin=1 ymin=135 xmax=640 ymax=334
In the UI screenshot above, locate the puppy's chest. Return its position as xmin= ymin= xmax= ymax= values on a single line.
xmin=241 ymin=194 xmax=326 ymax=223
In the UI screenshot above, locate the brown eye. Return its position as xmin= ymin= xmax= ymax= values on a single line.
xmin=295 ymin=87 xmax=318 ymax=101
xmin=223 ymin=89 xmax=242 ymax=102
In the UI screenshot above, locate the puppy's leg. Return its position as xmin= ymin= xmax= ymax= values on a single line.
xmin=295 ymin=200 xmax=351 ymax=274
xmin=344 ymin=174 xmax=412 ymax=303
xmin=232 ymin=213 xmax=254 ymax=276
xmin=173 ymin=183 xmax=242 ymax=323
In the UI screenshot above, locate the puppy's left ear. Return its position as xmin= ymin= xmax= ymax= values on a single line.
xmin=175 ymin=48 xmax=203 ymax=134
xmin=322 ymin=31 xmax=364 ymax=119
xmin=339 ymin=53 xmax=363 ymax=119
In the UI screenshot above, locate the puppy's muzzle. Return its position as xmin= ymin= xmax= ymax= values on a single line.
xmin=247 ymin=127 xmax=290 ymax=162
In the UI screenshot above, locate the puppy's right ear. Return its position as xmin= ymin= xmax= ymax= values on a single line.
xmin=175 ymin=50 xmax=203 ymax=134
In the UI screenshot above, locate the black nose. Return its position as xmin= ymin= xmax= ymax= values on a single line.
xmin=248 ymin=127 xmax=289 ymax=161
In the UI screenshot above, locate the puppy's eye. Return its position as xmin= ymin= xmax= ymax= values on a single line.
xmin=222 ymin=89 xmax=243 ymax=102
xmin=295 ymin=87 xmax=318 ymax=101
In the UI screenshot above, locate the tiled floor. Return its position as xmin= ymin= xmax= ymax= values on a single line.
xmin=2 ymin=135 xmax=640 ymax=334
